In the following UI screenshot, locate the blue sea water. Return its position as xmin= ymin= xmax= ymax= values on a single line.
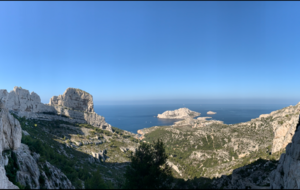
xmin=94 ymin=104 xmax=293 ymax=134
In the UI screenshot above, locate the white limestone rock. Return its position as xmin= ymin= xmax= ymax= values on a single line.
xmin=14 ymin=144 xmax=75 ymax=189
xmin=0 ymin=166 xmax=18 ymax=189
xmin=157 ymin=108 xmax=200 ymax=119
xmin=1 ymin=87 xmax=112 ymax=132
xmin=0 ymin=107 xmax=22 ymax=152
xmin=0 ymin=87 xmax=56 ymax=113
xmin=40 ymin=161 xmax=75 ymax=189
xmin=49 ymin=88 xmax=94 ymax=112
xmin=92 ymin=150 xmax=107 ymax=162
xmin=207 ymin=111 xmax=216 ymax=115
xmin=14 ymin=144 xmax=40 ymax=189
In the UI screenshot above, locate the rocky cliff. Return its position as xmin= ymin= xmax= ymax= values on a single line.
xmin=270 ymin=116 xmax=300 ymax=189
xmin=0 ymin=100 xmax=75 ymax=189
xmin=0 ymin=87 xmax=112 ymax=132
xmin=49 ymin=88 xmax=94 ymax=112
xmin=157 ymin=108 xmax=200 ymax=119
xmin=0 ymin=102 xmax=22 ymax=189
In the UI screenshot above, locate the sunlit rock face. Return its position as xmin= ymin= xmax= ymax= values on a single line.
xmin=0 ymin=107 xmax=22 ymax=153
xmin=0 ymin=87 xmax=112 ymax=132
xmin=270 ymin=117 xmax=300 ymax=189
xmin=0 ymin=101 xmax=22 ymax=189
xmin=49 ymin=88 xmax=94 ymax=113
xmin=0 ymin=87 xmax=55 ymax=113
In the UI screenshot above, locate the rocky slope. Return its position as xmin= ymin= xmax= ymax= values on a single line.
xmin=0 ymin=100 xmax=75 ymax=189
xmin=0 ymin=86 xmax=142 ymax=189
xmin=139 ymin=103 xmax=300 ymax=184
xmin=0 ymin=103 xmax=21 ymax=189
xmin=269 ymin=116 xmax=300 ymax=189
xmin=157 ymin=108 xmax=200 ymax=119
xmin=0 ymin=87 xmax=112 ymax=132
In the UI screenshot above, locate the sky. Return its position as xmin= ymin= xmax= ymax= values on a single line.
xmin=1 ymin=1 xmax=300 ymax=105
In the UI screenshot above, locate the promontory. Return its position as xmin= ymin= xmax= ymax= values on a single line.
xmin=157 ymin=107 xmax=200 ymax=119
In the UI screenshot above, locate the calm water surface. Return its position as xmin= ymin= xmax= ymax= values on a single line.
xmin=94 ymin=104 xmax=292 ymax=134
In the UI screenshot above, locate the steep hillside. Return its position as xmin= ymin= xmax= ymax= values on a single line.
xmin=0 ymin=87 xmax=141 ymax=189
xmin=139 ymin=103 xmax=300 ymax=186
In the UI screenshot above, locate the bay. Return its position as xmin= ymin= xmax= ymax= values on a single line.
xmin=94 ymin=103 xmax=293 ymax=134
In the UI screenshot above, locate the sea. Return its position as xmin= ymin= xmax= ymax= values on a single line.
xmin=94 ymin=103 xmax=295 ymax=134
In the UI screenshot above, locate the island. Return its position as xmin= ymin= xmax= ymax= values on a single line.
xmin=207 ymin=111 xmax=217 ymax=114
xmin=157 ymin=107 xmax=200 ymax=119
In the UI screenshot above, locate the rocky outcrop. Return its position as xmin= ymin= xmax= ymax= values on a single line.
xmin=49 ymin=88 xmax=94 ymax=112
xmin=0 ymin=166 xmax=18 ymax=189
xmin=0 ymin=87 xmax=112 ymax=132
xmin=157 ymin=108 xmax=200 ymax=119
xmin=40 ymin=161 xmax=75 ymax=189
xmin=0 ymin=87 xmax=55 ymax=113
xmin=0 ymin=108 xmax=22 ymax=152
xmin=213 ymin=159 xmax=276 ymax=189
xmin=207 ymin=111 xmax=216 ymax=115
xmin=14 ymin=144 xmax=40 ymax=189
xmin=270 ymin=117 xmax=300 ymax=189
xmin=14 ymin=144 xmax=75 ymax=189
xmin=92 ymin=150 xmax=107 ymax=162
xmin=0 ymin=101 xmax=22 ymax=189
xmin=270 ymin=104 xmax=300 ymax=153
xmin=0 ymin=99 xmax=74 ymax=189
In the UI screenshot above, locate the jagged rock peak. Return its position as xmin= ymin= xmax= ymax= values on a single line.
xmin=0 ymin=87 xmax=42 ymax=112
xmin=49 ymin=88 xmax=94 ymax=112
xmin=157 ymin=107 xmax=200 ymax=119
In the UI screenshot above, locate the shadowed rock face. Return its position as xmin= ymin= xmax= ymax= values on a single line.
xmin=49 ymin=88 xmax=94 ymax=113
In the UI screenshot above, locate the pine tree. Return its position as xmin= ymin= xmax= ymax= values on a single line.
xmin=124 ymin=139 xmax=173 ymax=189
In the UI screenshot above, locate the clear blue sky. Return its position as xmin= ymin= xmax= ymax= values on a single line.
xmin=1 ymin=1 xmax=300 ymax=105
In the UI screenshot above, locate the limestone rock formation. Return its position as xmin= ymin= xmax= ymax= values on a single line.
xmin=0 ymin=87 xmax=112 ymax=132
xmin=207 ymin=111 xmax=216 ymax=114
xmin=49 ymin=88 xmax=94 ymax=112
xmin=0 ymin=166 xmax=18 ymax=189
xmin=92 ymin=150 xmax=107 ymax=162
xmin=40 ymin=161 xmax=75 ymax=189
xmin=270 ymin=104 xmax=300 ymax=153
xmin=0 ymin=87 xmax=55 ymax=113
xmin=0 ymin=101 xmax=22 ymax=189
xmin=14 ymin=144 xmax=75 ymax=189
xmin=0 ymin=99 xmax=74 ymax=189
xmin=270 ymin=118 xmax=300 ymax=189
xmin=0 ymin=107 xmax=22 ymax=153
xmin=14 ymin=144 xmax=40 ymax=189
xmin=157 ymin=108 xmax=200 ymax=119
